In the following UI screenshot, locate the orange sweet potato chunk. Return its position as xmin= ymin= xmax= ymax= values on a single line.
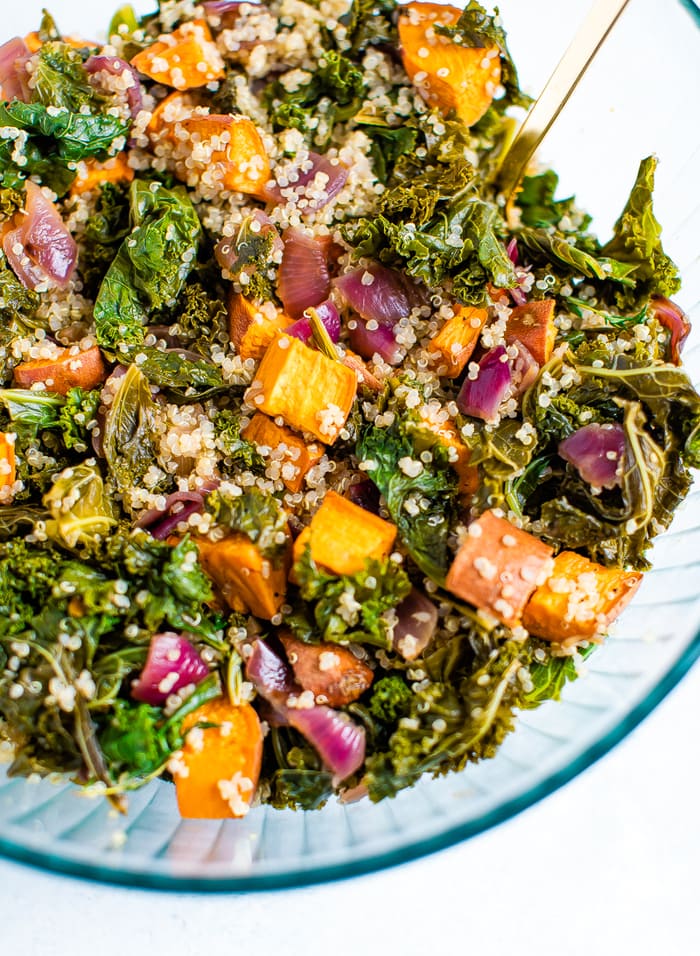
xmin=249 ymin=334 xmax=357 ymax=444
xmin=293 ymin=490 xmax=397 ymax=577
xmin=0 ymin=433 xmax=16 ymax=497
xmin=130 ymin=19 xmax=225 ymax=90
xmin=398 ymin=3 xmax=501 ymax=127
xmin=172 ymin=114 xmax=271 ymax=198
xmin=195 ymin=533 xmax=290 ymax=620
xmin=228 ymin=293 xmax=290 ymax=361
xmin=522 ymin=551 xmax=643 ymax=645
xmin=279 ymin=631 xmax=374 ymax=707
xmin=446 ymin=510 xmax=554 ymax=626
xmin=242 ymin=412 xmax=324 ymax=493
xmin=70 ymin=154 xmax=134 ymax=195
xmin=505 ymin=299 xmax=557 ymax=365
xmin=176 ymin=699 xmax=263 ymax=819
xmin=429 ymin=305 xmax=488 ymax=377
xmin=13 ymin=346 xmax=107 ymax=396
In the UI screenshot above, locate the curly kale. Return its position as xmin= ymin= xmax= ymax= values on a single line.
xmin=32 ymin=42 xmax=107 ymax=113
xmin=170 ymin=279 xmax=229 ymax=355
xmin=205 ymin=487 xmax=289 ymax=565
xmin=214 ymin=408 xmax=266 ymax=473
xmin=79 ymin=181 xmax=131 ymax=297
xmin=368 ymin=675 xmax=412 ymax=723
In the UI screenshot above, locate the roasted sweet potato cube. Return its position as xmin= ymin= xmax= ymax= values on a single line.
xmin=398 ymin=3 xmax=501 ymax=127
xmin=522 ymin=551 xmax=643 ymax=645
xmin=429 ymin=306 xmax=488 ymax=377
xmin=505 ymin=299 xmax=557 ymax=365
xmin=13 ymin=346 xmax=107 ymax=396
xmin=195 ymin=533 xmax=290 ymax=620
xmin=249 ymin=334 xmax=357 ymax=444
xmin=173 ymin=114 xmax=271 ymax=198
xmin=70 ymin=154 xmax=134 ymax=195
xmin=279 ymin=631 xmax=374 ymax=706
xmin=446 ymin=510 xmax=554 ymax=626
xmin=229 ymin=293 xmax=290 ymax=361
xmin=242 ymin=413 xmax=324 ymax=493
xmin=292 ymin=490 xmax=397 ymax=576
xmin=130 ymin=19 xmax=225 ymax=89
xmin=0 ymin=432 xmax=16 ymax=499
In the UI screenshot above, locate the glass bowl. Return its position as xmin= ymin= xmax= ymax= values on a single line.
xmin=0 ymin=0 xmax=698 ymax=891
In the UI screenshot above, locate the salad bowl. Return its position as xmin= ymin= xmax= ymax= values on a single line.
xmin=0 ymin=0 xmax=698 ymax=890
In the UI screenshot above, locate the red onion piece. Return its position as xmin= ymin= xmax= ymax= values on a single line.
xmin=392 ymin=587 xmax=438 ymax=660
xmin=131 ymin=633 xmax=209 ymax=704
xmin=559 ymin=422 xmax=626 ymax=490
xmin=345 ymin=478 xmax=380 ymax=514
xmin=85 ymin=54 xmax=143 ymax=119
xmin=265 ymin=152 xmax=349 ymax=210
xmin=334 ymin=262 xmax=414 ymax=328
xmin=285 ymin=299 xmax=341 ymax=345
xmin=506 ymin=238 xmax=519 ymax=265
xmin=202 ymin=1 xmax=250 ymax=27
xmin=456 ymin=346 xmax=512 ymax=421
xmin=510 ymin=340 xmax=540 ymax=396
xmin=135 ymin=491 xmax=206 ymax=539
xmin=246 ymin=639 xmax=366 ymax=779
xmin=348 ymin=317 xmax=403 ymax=365
xmin=277 ymin=228 xmax=330 ymax=319
xmin=2 ymin=182 xmax=77 ymax=290
xmin=650 ymin=294 xmax=691 ymax=365
xmin=0 ymin=37 xmax=31 ymax=102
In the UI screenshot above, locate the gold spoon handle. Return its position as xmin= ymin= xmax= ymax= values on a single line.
xmin=497 ymin=0 xmax=632 ymax=201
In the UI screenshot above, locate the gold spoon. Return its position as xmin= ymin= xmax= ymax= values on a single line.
xmin=497 ymin=0 xmax=632 ymax=202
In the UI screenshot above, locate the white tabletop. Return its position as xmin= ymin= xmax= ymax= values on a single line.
xmin=2 ymin=662 xmax=697 ymax=956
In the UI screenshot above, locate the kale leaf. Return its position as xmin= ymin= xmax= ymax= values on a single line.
xmin=214 ymin=408 xmax=266 ymax=473
xmin=102 ymin=364 xmax=161 ymax=500
xmin=116 ymin=347 xmax=226 ymax=401
xmin=341 ymin=0 xmax=399 ymax=55
xmin=79 ymin=181 xmax=131 ymax=297
xmin=32 ymin=42 xmax=107 ymax=113
xmin=205 ymin=487 xmax=289 ymax=565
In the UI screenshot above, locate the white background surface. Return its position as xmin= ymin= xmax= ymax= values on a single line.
xmin=0 ymin=2 xmax=698 ymax=953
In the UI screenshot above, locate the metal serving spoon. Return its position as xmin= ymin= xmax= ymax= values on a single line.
xmin=497 ymin=0 xmax=632 ymax=202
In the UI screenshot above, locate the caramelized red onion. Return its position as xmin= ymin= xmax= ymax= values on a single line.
xmin=334 ymin=262 xmax=414 ymax=327
xmin=2 ymin=181 xmax=77 ymax=290
xmin=650 ymin=295 xmax=691 ymax=365
xmin=558 ymin=422 xmax=626 ymax=490
xmin=246 ymin=639 xmax=366 ymax=779
xmin=135 ymin=491 xmax=207 ymax=539
xmin=131 ymin=633 xmax=209 ymax=704
xmin=285 ymin=299 xmax=341 ymax=344
xmin=345 ymin=477 xmax=381 ymax=514
xmin=202 ymin=1 xmax=249 ymax=27
xmin=457 ymin=345 xmax=512 ymax=421
xmin=348 ymin=315 xmax=403 ymax=365
xmin=391 ymin=588 xmax=438 ymax=660
xmin=510 ymin=340 xmax=540 ymax=396
xmin=85 ymin=54 xmax=143 ymax=119
xmin=0 ymin=37 xmax=31 ymax=102
xmin=265 ymin=152 xmax=349 ymax=210
xmin=277 ymin=228 xmax=330 ymax=319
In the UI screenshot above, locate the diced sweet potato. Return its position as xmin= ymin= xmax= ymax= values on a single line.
xmin=279 ymin=631 xmax=374 ymax=706
xmin=13 ymin=346 xmax=106 ymax=396
xmin=24 ymin=32 xmax=92 ymax=52
xmin=505 ymin=299 xmax=557 ymax=365
xmin=172 ymin=114 xmax=271 ymax=198
xmin=292 ymin=490 xmax=396 ymax=576
xmin=398 ymin=3 xmax=501 ymax=127
xmin=0 ymin=432 xmax=16 ymax=498
xmin=130 ymin=19 xmax=225 ymax=90
xmin=429 ymin=305 xmax=488 ymax=378
xmin=249 ymin=334 xmax=357 ymax=444
xmin=195 ymin=533 xmax=290 ymax=620
xmin=242 ymin=412 xmax=325 ymax=493
xmin=176 ymin=698 xmax=263 ymax=819
xmin=445 ymin=510 xmax=554 ymax=626
xmin=228 ymin=293 xmax=290 ymax=361
xmin=415 ymin=413 xmax=478 ymax=498
xmin=70 ymin=154 xmax=134 ymax=195
xmin=146 ymin=91 xmax=198 ymax=142
xmin=522 ymin=551 xmax=643 ymax=645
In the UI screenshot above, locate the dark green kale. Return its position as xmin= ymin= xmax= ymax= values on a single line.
xmin=58 ymin=387 xmax=101 ymax=452
xmin=32 ymin=42 xmax=106 ymax=113
xmin=516 ymin=170 xmax=592 ymax=232
xmin=358 ymin=122 xmax=419 ymax=184
xmin=341 ymin=0 xmax=399 ymax=55
xmin=102 ymin=364 xmax=161 ymax=500
xmin=463 ymin=417 xmax=536 ymax=514
xmin=213 ymin=408 xmax=266 ymax=473
xmin=205 ymin=487 xmax=289 ymax=565
xmin=94 ymin=180 xmax=202 ymax=348
xmin=79 ymin=181 xmax=131 ymax=297
xmin=170 ymin=278 xmax=229 ymax=356
xmin=217 ymin=214 xmax=281 ymax=302
xmin=115 ymin=347 xmax=227 ymax=401
xmin=266 ymin=51 xmax=366 ymax=146
xmin=0 ymin=385 xmax=98 ymax=454
xmin=43 ymin=463 xmax=117 ymax=551
xmin=289 ymin=547 xmax=411 ymax=648
xmin=264 ymin=727 xmax=334 ymax=810
xmin=0 ymin=255 xmax=45 ymax=363
xmin=368 ymin=674 xmax=412 ymax=723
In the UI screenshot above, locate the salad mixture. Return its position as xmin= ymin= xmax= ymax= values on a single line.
xmin=0 ymin=0 xmax=697 ymax=819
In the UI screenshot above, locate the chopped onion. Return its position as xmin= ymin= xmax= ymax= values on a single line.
xmin=131 ymin=633 xmax=209 ymax=704
xmin=348 ymin=316 xmax=403 ymax=365
xmin=392 ymin=588 xmax=438 ymax=660
xmin=277 ymin=228 xmax=330 ymax=319
xmin=345 ymin=478 xmax=380 ymax=514
xmin=246 ymin=639 xmax=366 ymax=779
xmin=85 ymin=55 xmax=143 ymax=119
xmin=265 ymin=152 xmax=348 ymax=210
xmin=650 ymin=294 xmax=691 ymax=365
xmin=510 ymin=340 xmax=540 ymax=396
xmin=559 ymin=422 xmax=626 ymax=490
xmin=334 ymin=262 xmax=414 ymax=327
xmin=457 ymin=345 xmax=512 ymax=421
xmin=0 ymin=37 xmax=30 ymax=102
xmin=135 ymin=491 xmax=206 ymax=540
xmin=506 ymin=238 xmax=519 ymax=265
xmin=202 ymin=1 xmax=249 ymax=28
xmin=285 ymin=299 xmax=341 ymax=345
xmin=2 ymin=181 xmax=77 ymax=290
